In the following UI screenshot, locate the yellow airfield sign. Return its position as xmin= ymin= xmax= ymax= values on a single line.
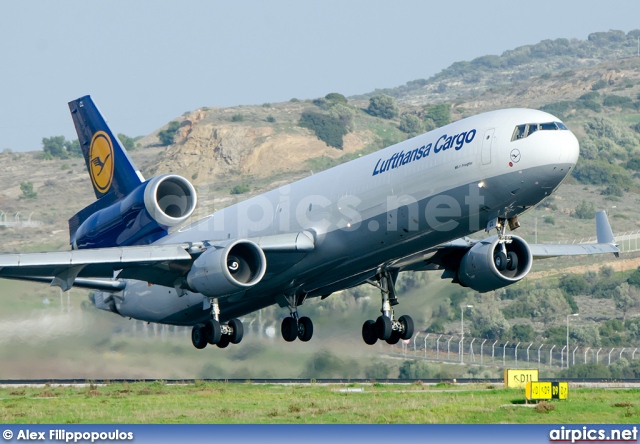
xmin=525 ymin=381 xmax=569 ymax=401
xmin=504 ymin=369 xmax=538 ymax=388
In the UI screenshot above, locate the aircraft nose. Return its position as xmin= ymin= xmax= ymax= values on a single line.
xmin=566 ymin=130 xmax=580 ymax=165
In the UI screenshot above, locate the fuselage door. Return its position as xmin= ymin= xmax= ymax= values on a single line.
xmin=482 ymin=128 xmax=494 ymax=165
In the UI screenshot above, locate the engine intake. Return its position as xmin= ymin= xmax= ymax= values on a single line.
xmin=144 ymin=175 xmax=197 ymax=227
xmin=186 ymin=240 xmax=267 ymax=297
xmin=458 ymin=235 xmax=532 ymax=293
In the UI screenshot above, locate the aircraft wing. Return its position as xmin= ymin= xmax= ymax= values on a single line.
xmin=0 ymin=231 xmax=315 ymax=291
xmin=393 ymin=210 xmax=619 ymax=272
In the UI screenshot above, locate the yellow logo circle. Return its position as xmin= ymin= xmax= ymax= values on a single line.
xmin=89 ymin=131 xmax=114 ymax=194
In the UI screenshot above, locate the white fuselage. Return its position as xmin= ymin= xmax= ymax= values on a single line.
xmin=114 ymin=108 xmax=579 ymax=324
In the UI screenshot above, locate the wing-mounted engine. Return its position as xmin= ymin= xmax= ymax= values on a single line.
xmin=458 ymin=235 xmax=532 ymax=292
xmin=71 ymin=174 xmax=197 ymax=249
xmin=186 ymin=240 xmax=267 ymax=297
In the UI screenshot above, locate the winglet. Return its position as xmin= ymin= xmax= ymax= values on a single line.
xmin=596 ymin=210 xmax=616 ymax=245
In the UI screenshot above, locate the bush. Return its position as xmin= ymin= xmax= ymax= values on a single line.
xmin=424 ymin=104 xmax=451 ymax=127
xmin=560 ymin=274 xmax=590 ymax=295
xmin=117 ymin=133 xmax=137 ymax=151
xmin=398 ymin=114 xmax=424 ymax=135
xmin=543 ymin=215 xmax=555 ymax=225
xmin=603 ymin=95 xmax=633 ymax=108
xmin=324 ymin=92 xmax=347 ymax=105
xmin=572 ymin=160 xmax=632 ymax=188
xmin=601 ymin=184 xmax=623 ymax=197
xmin=231 ymin=114 xmax=244 ymax=122
xmin=398 ymin=360 xmax=436 ymax=379
xmin=573 ymin=200 xmax=595 ymax=220
xmin=592 ymin=80 xmax=607 ymax=90
xmin=266 ymin=115 xmax=276 ymax=123
xmin=508 ymin=324 xmax=535 ymax=342
xmin=328 ymin=104 xmax=355 ymax=131
xmin=157 ymin=121 xmax=180 ymax=146
xmin=19 ymin=181 xmax=37 ymax=199
xmin=367 ymin=94 xmax=399 ymax=119
xmin=627 ymin=267 xmax=640 ymax=288
xmin=230 ymin=184 xmax=250 ymax=194
xmin=299 ymin=110 xmax=348 ymax=149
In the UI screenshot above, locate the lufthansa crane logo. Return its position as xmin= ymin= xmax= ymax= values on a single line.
xmin=89 ymin=131 xmax=114 ymax=194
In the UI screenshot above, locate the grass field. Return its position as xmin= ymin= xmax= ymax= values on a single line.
xmin=0 ymin=382 xmax=638 ymax=424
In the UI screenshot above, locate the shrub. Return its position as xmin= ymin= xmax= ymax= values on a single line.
xmin=157 ymin=121 xmax=181 ymax=146
xmin=572 ymin=200 xmax=595 ymax=220
xmin=324 ymin=92 xmax=347 ymax=105
xmin=328 ymin=104 xmax=355 ymax=131
xmin=230 ymin=184 xmax=250 ymax=194
xmin=231 ymin=114 xmax=244 ymax=122
xmin=266 ymin=115 xmax=276 ymax=123
xmin=424 ymin=104 xmax=451 ymax=127
xmin=601 ymin=184 xmax=623 ymax=197
xmin=19 ymin=181 xmax=37 ymax=199
xmin=572 ymin=160 xmax=632 ymax=188
xmin=592 ymin=80 xmax=607 ymax=90
xmin=603 ymin=95 xmax=633 ymax=108
xmin=367 ymin=94 xmax=399 ymax=119
xmin=543 ymin=215 xmax=555 ymax=225
xmin=560 ymin=274 xmax=590 ymax=295
xmin=299 ymin=110 xmax=348 ymax=149
xmin=398 ymin=114 xmax=424 ymax=135
xmin=117 ymin=133 xmax=136 ymax=151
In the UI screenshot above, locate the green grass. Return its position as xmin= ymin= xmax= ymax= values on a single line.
xmin=0 ymin=382 xmax=638 ymax=423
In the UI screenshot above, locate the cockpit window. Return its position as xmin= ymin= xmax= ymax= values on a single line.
xmin=511 ymin=121 xmax=567 ymax=141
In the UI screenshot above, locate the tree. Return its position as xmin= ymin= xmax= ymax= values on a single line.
xmin=559 ymin=274 xmax=590 ymax=295
xmin=398 ymin=360 xmax=436 ymax=379
xmin=613 ymin=283 xmax=640 ymax=321
xmin=65 ymin=139 xmax=82 ymax=157
xmin=398 ymin=114 xmax=424 ymax=136
xmin=509 ymin=324 xmax=534 ymax=342
xmin=19 ymin=181 xmax=37 ymax=199
xmin=157 ymin=121 xmax=181 ymax=146
xmin=573 ymin=200 xmax=595 ymax=219
xmin=627 ymin=267 xmax=640 ymax=288
xmin=299 ymin=110 xmax=348 ymax=149
xmin=328 ymin=104 xmax=355 ymax=131
xmin=324 ymin=92 xmax=347 ymax=105
xmin=424 ymin=104 xmax=451 ymax=127
xmin=42 ymin=136 xmax=68 ymax=158
xmin=367 ymin=94 xmax=399 ymax=119
xmin=117 ymin=133 xmax=136 ymax=151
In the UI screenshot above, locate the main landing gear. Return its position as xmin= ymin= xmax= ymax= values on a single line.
xmin=362 ymin=272 xmax=414 ymax=345
xmin=191 ymin=298 xmax=244 ymax=349
xmin=280 ymin=294 xmax=314 ymax=342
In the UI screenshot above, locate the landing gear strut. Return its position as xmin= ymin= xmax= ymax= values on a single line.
xmin=362 ymin=271 xmax=414 ymax=345
xmin=280 ymin=294 xmax=314 ymax=342
xmin=190 ymin=297 xmax=244 ymax=349
xmin=493 ymin=217 xmax=518 ymax=272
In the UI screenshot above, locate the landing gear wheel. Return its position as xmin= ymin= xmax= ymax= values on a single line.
xmin=228 ymin=318 xmax=244 ymax=344
xmin=399 ymin=315 xmax=414 ymax=340
xmin=205 ymin=319 xmax=222 ymax=345
xmin=494 ymin=251 xmax=507 ymax=271
xmin=375 ymin=315 xmax=392 ymax=340
xmin=281 ymin=317 xmax=298 ymax=342
xmin=506 ymin=251 xmax=518 ymax=271
xmin=216 ymin=334 xmax=230 ymax=348
xmin=191 ymin=324 xmax=207 ymax=349
xmin=386 ymin=331 xmax=401 ymax=345
xmin=297 ymin=316 xmax=313 ymax=342
xmin=362 ymin=320 xmax=378 ymax=345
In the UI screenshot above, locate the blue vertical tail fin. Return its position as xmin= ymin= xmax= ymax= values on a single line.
xmin=68 ymin=95 xmax=144 ymax=200
xmin=67 ymin=96 xmax=145 ymax=242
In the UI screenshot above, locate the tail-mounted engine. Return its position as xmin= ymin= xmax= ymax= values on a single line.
xmin=186 ymin=240 xmax=267 ymax=297
xmin=458 ymin=235 xmax=532 ymax=293
xmin=71 ymin=174 xmax=197 ymax=249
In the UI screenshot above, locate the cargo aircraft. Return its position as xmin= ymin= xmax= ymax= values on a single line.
xmin=0 ymin=96 xmax=619 ymax=349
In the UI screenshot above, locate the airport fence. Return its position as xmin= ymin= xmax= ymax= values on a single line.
xmin=388 ymin=332 xmax=640 ymax=369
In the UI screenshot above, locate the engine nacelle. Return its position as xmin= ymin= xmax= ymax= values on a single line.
xmin=186 ymin=240 xmax=267 ymax=297
xmin=72 ymin=174 xmax=197 ymax=249
xmin=457 ymin=235 xmax=532 ymax=293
